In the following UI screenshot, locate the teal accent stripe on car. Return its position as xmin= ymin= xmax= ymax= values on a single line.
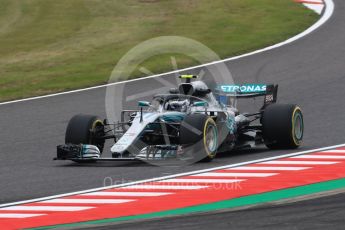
xmin=161 ymin=113 xmax=186 ymax=122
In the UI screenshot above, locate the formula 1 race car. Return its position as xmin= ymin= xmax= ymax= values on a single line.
xmin=55 ymin=75 xmax=304 ymax=164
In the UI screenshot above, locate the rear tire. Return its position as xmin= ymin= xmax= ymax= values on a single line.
xmin=262 ymin=104 xmax=303 ymax=149
xmin=179 ymin=114 xmax=218 ymax=162
xmin=65 ymin=114 xmax=105 ymax=153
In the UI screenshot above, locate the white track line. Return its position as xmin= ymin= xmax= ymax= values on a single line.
xmin=160 ymin=179 xmax=245 ymax=183
xmin=259 ymin=160 xmax=339 ymax=165
xmin=0 ymin=0 xmax=334 ymax=107
xmin=225 ymin=166 xmax=310 ymax=171
xmin=79 ymin=192 xmax=172 ymax=197
xmin=192 ymin=173 xmax=277 ymax=178
xmin=1 ymin=143 xmax=345 ymax=209
xmin=0 ymin=213 xmax=46 ymax=218
xmin=321 ymin=150 xmax=345 ymax=153
xmin=0 ymin=206 xmax=94 ymax=211
xmin=292 ymin=155 xmax=345 ymax=159
xmin=121 ymin=185 xmax=208 ymax=190
xmin=39 ymin=199 xmax=134 ymax=204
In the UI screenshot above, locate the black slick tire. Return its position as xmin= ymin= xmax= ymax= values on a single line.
xmin=179 ymin=114 xmax=218 ymax=162
xmin=65 ymin=114 xmax=105 ymax=153
xmin=262 ymin=104 xmax=304 ymax=149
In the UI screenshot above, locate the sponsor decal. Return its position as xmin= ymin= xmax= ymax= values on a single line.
xmin=112 ymin=145 xmax=126 ymax=151
xmin=219 ymin=84 xmax=267 ymax=94
xmin=117 ymin=135 xmax=134 ymax=145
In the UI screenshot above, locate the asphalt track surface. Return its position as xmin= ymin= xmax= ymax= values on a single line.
xmin=0 ymin=0 xmax=344 ymax=227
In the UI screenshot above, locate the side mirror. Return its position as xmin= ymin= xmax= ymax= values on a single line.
xmin=138 ymin=101 xmax=150 ymax=107
xmin=138 ymin=101 xmax=150 ymax=123
xmin=193 ymin=101 xmax=208 ymax=107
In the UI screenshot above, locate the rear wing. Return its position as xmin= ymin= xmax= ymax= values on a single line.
xmin=215 ymin=84 xmax=278 ymax=109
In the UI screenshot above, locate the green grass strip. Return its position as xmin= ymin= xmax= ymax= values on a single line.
xmin=0 ymin=0 xmax=318 ymax=101
xmin=30 ymin=177 xmax=345 ymax=229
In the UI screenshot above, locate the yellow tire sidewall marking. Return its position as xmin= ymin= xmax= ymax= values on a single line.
xmin=203 ymin=117 xmax=217 ymax=158
xmin=292 ymin=107 xmax=303 ymax=146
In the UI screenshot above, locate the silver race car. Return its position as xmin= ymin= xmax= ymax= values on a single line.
xmin=55 ymin=75 xmax=304 ymax=164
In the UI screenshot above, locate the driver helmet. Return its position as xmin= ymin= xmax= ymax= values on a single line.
xmin=166 ymin=99 xmax=190 ymax=112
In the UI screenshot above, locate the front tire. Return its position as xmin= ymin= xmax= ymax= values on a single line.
xmin=179 ymin=114 xmax=218 ymax=162
xmin=262 ymin=104 xmax=304 ymax=149
xmin=65 ymin=114 xmax=105 ymax=153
